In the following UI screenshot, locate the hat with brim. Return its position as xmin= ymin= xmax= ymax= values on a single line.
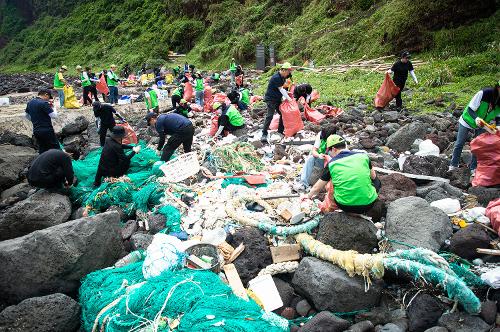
xmin=145 ymin=112 xmax=157 ymax=123
xmin=326 ymin=134 xmax=345 ymax=148
xmin=110 ymin=126 xmax=126 ymax=139
xmin=76 ymin=65 xmax=82 ymax=70
xmin=212 ymin=102 xmax=222 ymax=110
xmin=180 ymin=99 xmax=187 ymax=104
xmin=280 ymin=62 xmax=292 ymax=70
xmin=61 ymin=65 xmax=68 ymax=71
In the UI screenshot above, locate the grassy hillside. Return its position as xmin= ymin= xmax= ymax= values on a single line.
xmin=0 ymin=0 xmax=498 ymax=72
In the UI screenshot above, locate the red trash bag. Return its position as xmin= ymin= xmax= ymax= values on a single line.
xmin=236 ymin=75 xmax=243 ymax=87
xmin=117 ymin=122 xmax=138 ymax=145
xmin=183 ymin=82 xmax=194 ymax=102
xmin=486 ymin=198 xmax=500 ymax=236
xmin=269 ymin=114 xmax=280 ymax=130
xmin=374 ymin=73 xmax=400 ymax=108
xmin=209 ymin=115 xmax=219 ymax=137
xmin=280 ymin=99 xmax=304 ymax=137
xmin=250 ymin=95 xmax=262 ymax=104
xmin=471 ymin=133 xmax=500 ymax=187
xmin=319 ymin=181 xmax=338 ymax=213
xmin=213 ymin=93 xmax=230 ymax=105
xmin=96 ymin=76 xmax=109 ymax=95
xmin=304 ymin=103 xmax=326 ymax=123
xmin=190 ymin=104 xmax=203 ymax=112
xmin=310 ymin=90 xmax=320 ymax=102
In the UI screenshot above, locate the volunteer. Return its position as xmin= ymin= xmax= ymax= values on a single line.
xmin=27 ymin=149 xmax=75 ymax=190
xmin=93 ymin=101 xmax=125 ymax=146
xmin=194 ymin=71 xmax=205 ymax=107
xmin=293 ymin=83 xmax=313 ymax=104
xmin=450 ymin=81 xmax=500 ymax=174
xmin=145 ymin=86 xmax=160 ymax=113
xmin=94 ymin=126 xmax=141 ymax=186
xmin=386 ymin=51 xmax=418 ymax=108
xmin=88 ymin=67 xmax=100 ymax=102
xmin=210 ymin=72 xmax=220 ymax=83
xmin=146 ymin=112 xmax=195 ymax=162
xmin=212 ymin=101 xmax=245 ymax=137
xmin=295 ymin=126 xmax=336 ymax=191
xmin=174 ymin=99 xmax=192 ymax=118
xmin=261 ymin=62 xmax=293 ymax=143
xmin=306 ymin=135 xmax=381 ymax=214
xmin=77 ymin=65 xmax=98 ymax=106
xmin=235 ymin=65 xmax=244 ymax=88
xmin=53 ymin=65 xmax=68 ymax=108
xmin=171 ymin=84 xmax=184 ymax=109
xmin=25 ymin=89 xmax=60 ymax=153
xmin=229 ymin=58 xmax=237 ymax=84
xmin=238 ymin=86 xmax=252 ymax=110
xmin=107 ymin=64 xmax=120 ymax=105
xmin=184 ymin=62 xmax=189 ymax=73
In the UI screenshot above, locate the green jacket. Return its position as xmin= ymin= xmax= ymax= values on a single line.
xmin=226 ymin=105 xmax=244 ymax=127
xmin=53 ymin=71 xmax=64 ymax=89
xmin=461 ymin=88 xmax=500 ymax=128
xmin=106 ymin=70 xmax=119 ymax=87
xmin=230 ymin=62 xmax=237 ymax=72
xmin=81 ymin=72 xmax=91 ymax=87
xmin=145 ymin=89 xmax=159 ymax=110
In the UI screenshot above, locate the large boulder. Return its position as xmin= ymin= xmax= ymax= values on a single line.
xmin=378 ymin=173 xmax=417 ymax=202
xmin=407 ymin=293 xmax=443 ymax=332
xmin=0 ymin=293 xmax=80 ymax=332
xmin=316 ymin=212 xmax=378 ymax=254
xmin=0 ymin=190 xmax=72 ymax=240
xmin=0 ymin=211 xmax=123 ymax=304
xmin=292 ymin=257 xmax=382 ymax=312
xmin=438 ymin=312 xmax=490 ymax=332
xmin=448 ymin=224 xmax=491 ymax=260
xmin=386 ymin=122 xmax=429 ymax=152
xmin=0 ymin=144 xmax=37 ymax=191
xmin=0 ymin=131 xmax=34 ymax=148
xmin=385 ymin=197 xmax=452 ymax=251
xmin=61 ymin=115 xmax=89 ymax=136
xmin=403 ymin=155 xmax=449 ymax=178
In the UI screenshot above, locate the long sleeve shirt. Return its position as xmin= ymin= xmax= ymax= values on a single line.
xmin=94 ymin=138 xmax=135 ymax=185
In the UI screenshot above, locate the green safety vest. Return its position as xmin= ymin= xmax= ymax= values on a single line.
xmin=53 ymin=71 xmax=64 ymax=89
xmin=106 ymin=71 xmax=118 ymax=87
xmin=178 ymin=106 xmax=189 ymax=116
xmin=462 ymin=100 xmax=500 ymax=129
xmin=317 ymin=139 xmax=327 ymax=155
xmin=226 ymin=105 xmax=244 ymax=127
xmin=240 ymin=89 xmax=250 ymax=106
xmin=213 ymin=73 xmax=220 ymax=80
xmin=328 ymin=153 xmax=377 ymax=206
xmin=195 ymin=78 xmax=204 ymax=91
xmin=80 ymin=72 xmax=91 ymax=87
xmin=145 ymin=89 xmax=159 ymax=109
xmin=172 ymin=87 xmax=183 ymax=97
xmin=230 ymin=62 xmax=236 ymax=72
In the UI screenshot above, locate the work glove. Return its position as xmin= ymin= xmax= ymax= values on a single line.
xmin=414 ymin=79 xmax=419 ymax=84
xmin=132 ymin=146 xmax=141 ymax=153
xmin=475 ymin=117 xmax=484 ymax=127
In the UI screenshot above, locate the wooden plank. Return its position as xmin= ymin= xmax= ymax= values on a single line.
xmin=270 ymin=244 xmax=301 ymax=263
xmin=223 ymin=264 xmax=248 ymax=299
xmin=477 ymin=248 xmax=500 ymax=256
xmin=227 ymin=243 xmax=245 ymax=264
xmin=373 ymin=167 xmax=450 ymax=183
xmin=186 ymin=255 xmax=212 ymax=270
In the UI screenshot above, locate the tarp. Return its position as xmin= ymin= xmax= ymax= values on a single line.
xmin=374 ymin=73 xmax=400 ymax=108
xmin=471 ymin=133 xmax=500 ymax=187
xmin=63 ymin=86 xmax=80 ymax=109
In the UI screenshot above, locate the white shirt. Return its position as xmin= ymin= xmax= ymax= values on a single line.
xmin=459 ymin=90 xmax=483 ymax=129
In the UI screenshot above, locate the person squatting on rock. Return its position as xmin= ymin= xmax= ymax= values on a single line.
xmin=449 ymin=81 xmax=500 ymax=174
xmin=306 ymin=135 xmax=381 ymax=215
xmin=94 ymin=126 xmax=141 ymax=186
xmin=146 ymin=112 xmax=194 ymax=162
xmin=261 ymin=62 xmax=294 ymax=143
xmin=145 ymin=86 xmax=159 ymax=113
xmin=296 ymin=126 xmax=336 ymax=191
xmin=171 ymin=84 xmax=184 ymax=109
xmin=27 ymin=149 xmax=76 ymax=190
xmin=212 ymin=101 xmax=245 ymax=138
xmin=25 ymin=89 xmax=60 ymax=154
xmin=174 ymin=99 xmax=192 ymax=118
xmin=93 ymin=101 xmax=125 ymax=147
xmin=386 ymin=51 xmax=418 ymax=108
xmin=53 ymin=65 xmax=68 ymax=108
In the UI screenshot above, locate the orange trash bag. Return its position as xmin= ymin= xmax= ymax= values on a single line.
xmin=269 ymin=114 xmax=280 ymax=130
xmin=190 ymin=104 xmax=203 ymax=112
xmin=280 ymin=99 xmax=304 ymax=137
xmin=209 ymin=115 xmax=219 ymax=137
xmin=471 ymin=132 xmax=500 ymax=187
xmin=304 ymin=103 xmax=326 ymax=124
xmin=116 ymin=122 xmax=138 ymax=145
xmin=236 ymin=75 xmax=243 ymax=87
xmin=250 ymin=95 xmax=263 ymax=104
xmin=374 ymin=73 xmax=400 ymax=108
xmin=486 ymin=198 xmax=500 ymax=237
xmin=96 ymin=76 xmax=109 ymax=95
xmin=183 ymin=82 xmax=194 ymax=102
xmin=319 ymin=181 xmax=338 ymax=213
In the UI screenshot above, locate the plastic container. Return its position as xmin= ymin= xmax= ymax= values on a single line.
xmin=185 ymin=243 xmax=220 ymax=273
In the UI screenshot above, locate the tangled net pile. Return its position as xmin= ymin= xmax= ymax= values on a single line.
xmin=80 ymin=261 xmax=288 ymax=332
xmin=209 ymin=142 xmax=264 ymax=173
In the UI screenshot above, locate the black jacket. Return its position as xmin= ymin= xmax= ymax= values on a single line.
xmin=94 ymin=138 xmax=135 ymax=185
xmin=28 ymin=149 xmax=73 ymax=186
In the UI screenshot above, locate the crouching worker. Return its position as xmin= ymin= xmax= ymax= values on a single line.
xmin=93 ymin=101 xmax=125 ymax=147
xmin=93 ymin=126 xmax=141 ymax=186
xmin=306 ymin=135 xmax=381 ymax=215
xmin=145 ymin=86 xmax=159 ymax=113
xmin=27 ymin=149 xmax=76 ymax=190
xmin=174 ymin=99 xmax=192 ymax=118
xmin=293 ymin=83 xmax=313 ymax=104
xmin=146 ymin=112 xmax=194 ymax=162
xmin=212 ymin=101 xmax=245 ymax=137
xmin=295 ymin=126 xmax=336 ymax=191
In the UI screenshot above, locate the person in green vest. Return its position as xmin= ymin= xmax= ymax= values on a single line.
xmin=450 ymin=81 xmax=500 ymax=175
xmin=171 ymin=84 xmax=184 ymax=109
xmin=145 ymin=86 xmax=159 ymax=113
xmin=212 ymin=101 xmax=245 ymax=137
xmin=77 ymin=65 xmax=97 ymax=106
xmin=194 ymin=71 xmax=205 ymax=107
xmin=295 ymin=126 xmax=336 ymax=191
xmin=229 ymin=58 xmax=237 ymax=85
xmin=53 ymin=65 xmax=68 ymax=108
xmin=238 ymin=86 xmax=252 ymax=110
xmin=210 ymin=72 xmax=220 ymax=83
xmin=107 ymin=64 xmax=120 ymax=105
xmin=174 ymin=99 xmax=192 ymax=118
xmin=306 ymin=135 xmax=381 ymax=214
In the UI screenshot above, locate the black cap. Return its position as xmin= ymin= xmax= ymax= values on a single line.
xmin=38 ymin=89 xmax=53 ymax=99
xmin=110 ymin=126 xmax=125 ymax=139
xmin=145 ymin=112 xmax=157 ymax=124
xmin=401 ymin=51 xmax=411 ymax=58
xmin=92 ymin=101 xmax=101 ymax=111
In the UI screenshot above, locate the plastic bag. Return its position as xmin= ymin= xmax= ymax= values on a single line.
xmin=374 ymin=73 xmax=400 ymax=108
xmin=319 ymin=181 xmax=337 ymax=213
xmin=481 ymin=266 xmax=500 ymax=289
xmin=96 ymin=76 xmax=109 ymax=95
xmin=183 ymin=82 xmax=194 ymax=101
xmin=236 ymin=75 xmax=243 ymax=87
xmin=250 ymin=95 xmax=263 ymax=104
xmin=209 ymin=115 xmax=219 ymax=136
xmin=204 ymin=87 xmax=214 ymax=112
xmin=318 ymin=105 xmax=343 ymax=117
xmin=116 ymin=122 xmax=138 ymax=144
xmin=310 ymin=90 xmax=320 ymax=102
xmin=142 ymin=234 xmax=186 ymax=279
xmin=279 ymin=99 xmax=304 ymax=137
xmin=471 ymin=133 xmax=500 ymax=187
xmin=304 ymin=103 xmax=326 ymax=124
xmin=486 ymin=198 xmax=500 ymax=236
xmin=63 ymin=86 xmax=80 ymax=109
xmin=190 ymin=104 xmax=203 ymax=112
xmin=213 ymin=93 xmax=230 ymax=105
xmin=415 ymin=139 xmax=440 ymax=156
xmin=269 ymin=114 xmax=280 ymax=131
xmin=430 ymin=198 xmax=461 ymax=214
